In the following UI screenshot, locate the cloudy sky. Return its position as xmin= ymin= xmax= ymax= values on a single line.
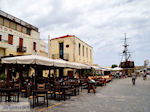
xmin=0 ymin=0 xmax=150 ymax=66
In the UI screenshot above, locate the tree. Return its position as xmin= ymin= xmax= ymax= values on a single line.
xmin=112 ymin=64 xmax=118 ymax=68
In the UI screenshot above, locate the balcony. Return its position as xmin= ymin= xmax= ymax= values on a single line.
xmin=52 ymin=53 xmax=69 ymax=61
xmin=17 ymin=46 xmax=27 ymax=53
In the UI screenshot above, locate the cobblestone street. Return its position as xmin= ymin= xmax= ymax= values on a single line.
xmin=45 ymin=76 xmax=150 ymax=112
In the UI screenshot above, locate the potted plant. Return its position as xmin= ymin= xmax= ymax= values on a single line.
xmin=0 ymin=73 xmax=6 ymax=80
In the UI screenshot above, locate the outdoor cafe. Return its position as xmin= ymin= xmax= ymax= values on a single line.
xmin=0 ymin=55 xmax=91 ymax=108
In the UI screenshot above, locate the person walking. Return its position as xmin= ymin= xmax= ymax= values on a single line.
xmin=87 ymin=76 xmax=96 ymax=93
xmin=143 ymin=70 xmax=147 ymax=80
xmin=119 ymin=72 xmax=122 ymax=79
xmin=132 ymin=72 xmax=137 ymax=85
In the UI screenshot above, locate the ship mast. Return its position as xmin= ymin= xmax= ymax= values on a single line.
xmin=121 ymin=33 xmax=132 ymax=63
xmin=120 ymin=33 xmax=134 ymax=76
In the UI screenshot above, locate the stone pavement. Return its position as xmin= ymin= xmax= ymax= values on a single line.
xmin=45 ymin=76 xmax=150 ymax=112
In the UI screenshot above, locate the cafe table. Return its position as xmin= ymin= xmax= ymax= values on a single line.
xmin=0 ymin=88 xmax=19 ymax=102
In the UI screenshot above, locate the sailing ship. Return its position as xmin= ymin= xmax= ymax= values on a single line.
xmin=119 ymin=33 xmax=135 ymax=76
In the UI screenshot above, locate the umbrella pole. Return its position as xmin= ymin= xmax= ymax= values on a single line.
xmin=19 ymin=65 xmax=23 ymax=86
xmin=6 ymin=65 xmax=10 ymax=85
xmin=34 ymin=65 xmax=37 ymax=90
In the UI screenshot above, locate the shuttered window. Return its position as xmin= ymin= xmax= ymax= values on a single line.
xmin=79 ymin=43 xmax=81 ymax=56
xmin=0 ymin=35 xmax=2 ymax=41
xmin=17 ymin=24 xmax=22 ymax=32
xmin=19 ymin=38 xmax=23 ymax=47
xmin=4 ymin=19 xmax=10 ymax=27
xmin=8 ymin=34 xmax=13 ymax=45
xmin=86 ymin=47 xmax=88 ymax=58
xmin=33 ymin=42 xmax=36 ymax=51
xmin=22 ymin=27 xmax=27 ymax=34
xmin=83 ymin=45 xmax=84 ymax=57
xmin=0 ymin=17 xmax=4 ymax=25
xmin=10 ymin=21 xmax=17 ymax=30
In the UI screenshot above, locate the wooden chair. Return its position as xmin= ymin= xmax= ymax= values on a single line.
xmin=64 ymin=81 xmax=75 ymax=96
xmin=0 ymin=81 xmax=8 ymax=102
xmin=14 ymin=83 xmax=20 ymax=89
xmin=28 ymin=95 xmax=38 ymax=108
xmin=36 ymin=84 xmax=46 ymax=104
xmin=21 ymin=86 xmax=28 ymax=97
xmin=37 ymin=84 xmax=45 ymax=90
xmin=11 ymin=83 xmax=20 ymax=102
xmin=46 ymin=83 xmax=54 ymax=99
xmin=0 ymin=88 xmax=6 ymax=102
xmin=54 ymin=85 xmax=65 ymax=101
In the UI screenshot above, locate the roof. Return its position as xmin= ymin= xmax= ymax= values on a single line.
xmin=0 ymin=10 xmax=38 ymax=32
xmin=50 ymin=35 xmax=75 ymax=40
xmin=50 ymin=35 xmax=93 ymax=48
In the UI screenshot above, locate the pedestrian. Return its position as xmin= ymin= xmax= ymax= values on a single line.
xmin=132 ymin=72 xmax=137 ymax=85
xmin=119 ymin=72 xmax=122 ymax=78
xmin=87 ymin=76 xmax=96 ymax=93
xmin=143 ymin=70 xmax=147 ymax=80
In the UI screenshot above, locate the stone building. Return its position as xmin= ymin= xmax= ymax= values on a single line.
xmin=48 ymin=35 xmax=93 ymax=77
xmin=49 ymin=35 xmax=93 ymax=65
xmin=0 ymin=10 xmax=41 ymax=57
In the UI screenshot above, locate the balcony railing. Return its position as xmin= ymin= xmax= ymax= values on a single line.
xmin=17 ymin=46 xmax=27 ymax=53
xmin=52 ymin=53 xmax=69 ymax=61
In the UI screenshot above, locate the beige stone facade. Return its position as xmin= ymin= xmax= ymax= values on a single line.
xmin=0 ymin=10 xmax=47 ymax=57
xmin=49 ymin=35 xmax=93 ymax=65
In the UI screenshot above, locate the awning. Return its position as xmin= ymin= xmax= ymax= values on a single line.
xmin=100 ymin=67 xmax=112 ymax=71
xmin=69 ymin=62 xmax=91 ymax=69
xmin=111 ymin=67 xmax=123 ymax=71
xmin=91 ymin=66 xmax=101 ymax=70
xmin=53 ymin=59 xmax=69 ymax=68
xmin=1 ymin=55 xmax=91 ymax=69
xmin=2 ymin=55 xmax=54 ymax=66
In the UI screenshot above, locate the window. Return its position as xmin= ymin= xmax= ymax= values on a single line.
xmin=4 ymin=19 xmax=10 ymax=27
xmin=17 ymin=24 xmax=22 ymax=32
xmin=79 ymin=43 xmax=81 ymax=56
xmin=0 ymin=35 xmax=2 ymax=41
xmin=26 ymin=28 xmax=31 ymax=35
xmin=19 ymin=38 xmax=23 ymax=47
xmin=10 ymin=21 xmax=17 ymax=30
xmin=22 ymin=27 xmax=27 ymax=34
xmin=82 ymin=45 xmax=84 ymax=57
xmin=33 ymin=42 xmax=37 ymax=51
xmin=59 ymin=42 xmax=64 ymax=59
xmin=0 ymin=17 xmax=4 ymax=25
xmin=66 ymin=44 xmax=69 ymax=48
xmin=86 ymin=47 xmax=88 ymax=58
xmin=90 ymin=49 xmax=92 ymax=59
xmin=8 ymin=34 xmax=13 ymax=45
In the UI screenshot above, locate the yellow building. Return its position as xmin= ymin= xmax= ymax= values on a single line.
xmin=48 ymin=35 xmax=93 ymax=77
xmin=0 ymin=10 xmax=40 ymax=57
xmin=49 ymin=35 xmax=93 ymax=65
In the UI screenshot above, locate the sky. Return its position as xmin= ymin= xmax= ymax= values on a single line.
xmin=0 ymin=0 xmax=150 ymax=66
